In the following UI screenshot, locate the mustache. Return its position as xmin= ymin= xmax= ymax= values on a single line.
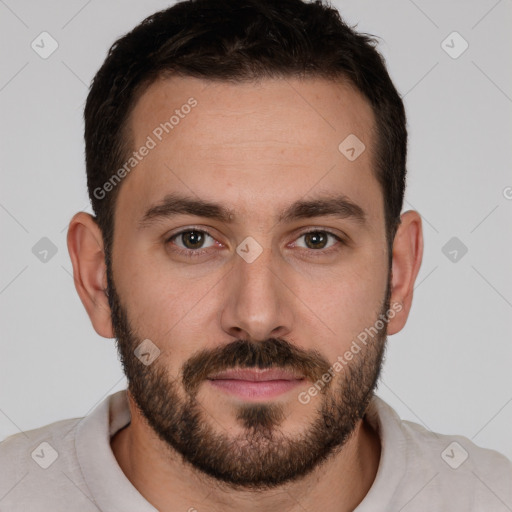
xmin=182 ymin=338 xmax=332 ymax=396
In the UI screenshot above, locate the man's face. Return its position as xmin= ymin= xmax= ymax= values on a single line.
xmin=107 ymin=76 xmax=391 ymax=487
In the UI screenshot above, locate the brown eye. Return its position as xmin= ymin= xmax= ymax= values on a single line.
xmin=295 ymin=230 xmax=341 ymax=251
xmin=303 ymin=231 xmax=329 ymax=249
xmin=181 ymin=231 xmax=206 ymax=249
xmin=168 ymin=230 xmax=215 ymax=251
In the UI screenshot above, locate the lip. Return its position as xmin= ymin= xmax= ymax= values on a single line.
xmin=207 ymin=368 xmax=305 ymax=400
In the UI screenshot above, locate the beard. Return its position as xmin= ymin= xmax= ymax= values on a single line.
xmin=106 ymin=257 xmax=390 ymax=490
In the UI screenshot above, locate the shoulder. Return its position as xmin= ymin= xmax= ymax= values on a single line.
xmin=0 ymin=416 xmax=81 ymax=470
xmin=403 ymin=413 xmax=511 ymax=470
xmin=369 ymin=396 xmax=512 ymax=510
xmin=0 ymin=417 xmax=96 ymax=511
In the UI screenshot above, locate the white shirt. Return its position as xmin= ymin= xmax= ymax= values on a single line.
xmin=0 ymin=389 xmax=510 ymax=511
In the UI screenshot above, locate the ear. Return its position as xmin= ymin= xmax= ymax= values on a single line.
xmin=67 ymin=212 xmax=114 ymax=338
xmin=387 ymin=210 xmax=423 ymax=335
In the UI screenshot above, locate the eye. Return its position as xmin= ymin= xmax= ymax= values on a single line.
xmin=167 ymin=229 xmax=216 ymax=254
xmin=293 ymin=230 xmax=344 ymax=253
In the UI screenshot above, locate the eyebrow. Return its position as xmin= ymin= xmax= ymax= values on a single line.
xmin=138 ymin=192 xmax=366 ymax=230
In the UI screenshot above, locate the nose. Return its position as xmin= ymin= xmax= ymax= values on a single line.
xmin=219 ymin=244 xmax=294 ymax=343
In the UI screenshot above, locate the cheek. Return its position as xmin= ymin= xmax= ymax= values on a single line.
xmin=116 ymin=253 xmax=221 ymax=363
xmin=302 ymin=255 xmax=388 ymax=355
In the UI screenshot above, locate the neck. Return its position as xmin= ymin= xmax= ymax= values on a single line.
xmin=111 ymin=394 xmax=381 ymax=512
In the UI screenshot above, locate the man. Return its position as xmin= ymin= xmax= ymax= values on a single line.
xmin=1 ymin=0 xmax=510 ymax=510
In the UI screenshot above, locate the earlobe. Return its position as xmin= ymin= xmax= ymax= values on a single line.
xmin=66 ymin=212 xmax=114 ymax=338
xmin=386 ymin=210 xmax=424 ymax=336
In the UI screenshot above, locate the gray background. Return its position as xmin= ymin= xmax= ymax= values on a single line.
xmin=1 ymin=0 xmax=511 ymax=461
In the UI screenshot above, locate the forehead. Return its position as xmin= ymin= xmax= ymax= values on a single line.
xmin=117 ymin=75 xmax=381 ymax=229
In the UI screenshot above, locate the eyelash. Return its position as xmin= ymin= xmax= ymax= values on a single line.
xmin=165 ymin=227 xmax=346 ymax=259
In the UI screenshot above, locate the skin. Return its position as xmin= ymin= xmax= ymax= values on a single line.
xmin=67 ymin=76 xmax=423 ymax=512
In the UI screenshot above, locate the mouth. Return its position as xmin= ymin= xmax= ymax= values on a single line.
xmin=207 ymin=368 xmax=305 ymax=400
